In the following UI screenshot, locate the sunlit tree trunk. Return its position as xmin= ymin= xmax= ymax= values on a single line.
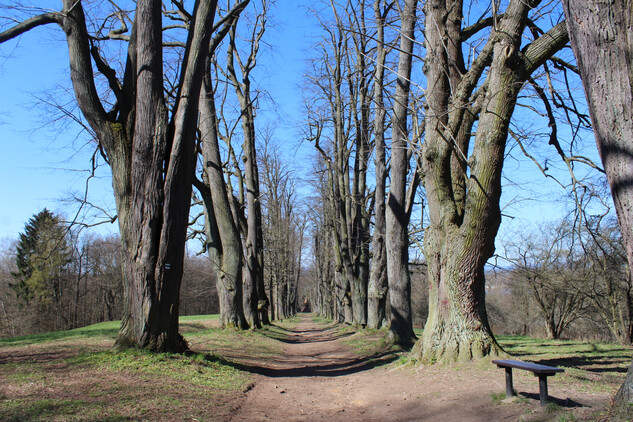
xmin=197 ymin=72 xmax=248 ymax=329
xmin=367 ymin=0 xmax=390 ymax=330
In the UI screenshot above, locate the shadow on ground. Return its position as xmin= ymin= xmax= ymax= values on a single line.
xmin=518 ymin=392 xmax=585 ymax=408
xmin=194 ymin=320 xmax=401 ymax=378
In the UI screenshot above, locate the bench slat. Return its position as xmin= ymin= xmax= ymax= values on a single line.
xmin=492 ymin=359 xmax=564 ymax=375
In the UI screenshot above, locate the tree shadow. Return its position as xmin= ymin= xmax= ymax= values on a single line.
xmin=188 ymin=347 xmax=400 ymax=378
xmin=258 ymin=323 xmax=356 ymax=344
xmin=188 ymin=319 xmax=401 ymax=378
xmin=533 ymin=355 xmax=630 ymax=374
xmin=234 ymin=349 xmax=400 ymax=377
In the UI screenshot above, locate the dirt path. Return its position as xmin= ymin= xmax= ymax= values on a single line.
xmin=228 ymin=315 xmax=610 ymax=421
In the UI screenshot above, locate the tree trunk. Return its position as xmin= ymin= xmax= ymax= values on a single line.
xmin=386 ymin=0 xmax=417 ymax=345
xmin=413 ymin=0 xmax=568 ymax=363
xmin=197 ymin=77 xmax=248 ymax=330
xmin=242 ymin=109 xmax=265 ymax=328
xmin=367 ymin=0 xmax=389 ymax=330
xmin=562 ymin=0 xmax=633 ymax=414
xmin=115 ymin=0 xmax=217 ymax=351
xmin=225 ymin=19 xmax=269 ymax=328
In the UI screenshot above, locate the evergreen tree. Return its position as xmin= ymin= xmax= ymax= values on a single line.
xmin=11 ymin=209 xmax=71 ymax=331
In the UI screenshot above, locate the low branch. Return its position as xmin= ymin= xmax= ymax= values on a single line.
xmin=0 ymin=12 xmax=62 ymax=43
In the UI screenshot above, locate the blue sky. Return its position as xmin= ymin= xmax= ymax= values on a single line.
xmin=0 ymin=0 xmax=316 ymax=241
xmin=0 ymin=1 xmax=605 ymax=250
xmin=0 ymin=20 xmax=104 ymax=238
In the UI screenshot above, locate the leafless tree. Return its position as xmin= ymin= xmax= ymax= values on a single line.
xmin=195 ymin=1 xmax=250 ymax=329
xmin=504 ymin=221 xmax=588 ymax=339
xmin=412 ymin=0 xmax=569 ymax=362
xmin=0 ymin=0 xmax=225 ymax=351
xmin=385 ymin=0 xmax=418 ymax=344
xmin=259 ymin=140 xmax=305 ymax=320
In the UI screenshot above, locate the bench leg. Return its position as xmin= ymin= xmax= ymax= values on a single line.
xmin=538 ymin=374 xmax=549 ymax=406
xmin=504 ymin=367 xmax=514 ymax=398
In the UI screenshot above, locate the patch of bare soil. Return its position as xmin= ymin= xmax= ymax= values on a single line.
xmin=228 ymin=315 xmax=612 ymax=421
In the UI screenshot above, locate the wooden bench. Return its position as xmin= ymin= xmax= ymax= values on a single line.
xmin=492 ymin=359 xmax=564 ymax=406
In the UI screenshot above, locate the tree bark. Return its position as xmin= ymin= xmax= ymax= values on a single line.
xmin=197 ymin=76 xmax=248 ymax=330
xmin=116 ymin=0 xmax=218 ymax=351
xmin=561 ymin=0 xmax=633 ymax=415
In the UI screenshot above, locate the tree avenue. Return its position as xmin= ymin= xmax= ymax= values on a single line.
xmin=306 ymin=0 xmax=573 ymax=361
xmin=4 ymin=5 xmax=633 ymax=417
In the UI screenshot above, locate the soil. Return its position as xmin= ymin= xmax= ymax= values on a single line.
xmin=227 ymin=315 xmax=611 ymax=421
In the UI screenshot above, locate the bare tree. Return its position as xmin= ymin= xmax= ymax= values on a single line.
xmin=224 ymin=2 xmax=271 ymax=327
xmin=308 ymin=157 xmax=338 ymax=320
xmin=504 ymin=221 xmax=588 ymax=339
xmin=385 ymin=0 xmax=418 ymax=344
xmin=412 ymin=0 xmax=569 ymax=362
xmin=307 ymin=0 xmax=377 ymax=326
xmin=582 ymin=216 xmax=633 ymax=345
xmin=367 ymin=0 xmax=394 ymax=330
xmin=0 ymin=0 xmax=223 ymax=351
xmin=259 ymin=140 xmax=305 ymax=320
xmin=195 ymin=1 xmax=250 ymax=330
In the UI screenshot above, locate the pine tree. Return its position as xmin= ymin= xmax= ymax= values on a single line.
xmin=11 ymin=209 xmax=71 ymax=331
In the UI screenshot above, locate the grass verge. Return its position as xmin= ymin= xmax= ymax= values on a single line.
xmin=0 ymin=315 xmax=280 ymax=422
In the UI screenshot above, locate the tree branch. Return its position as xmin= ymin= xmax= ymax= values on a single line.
xmin=520 ymin=21 xmax=569 ymax=78
xmin=0 ymin=12 xmax=62 ymax=43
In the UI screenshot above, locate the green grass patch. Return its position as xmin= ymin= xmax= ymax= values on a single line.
xmin=497 ymin=334 xmax=631 ymax=395
xmin=0 ymin=321 xmax=120 ymax=347
xmin=187 ymin=325 xmax=284 ymax=362
xmin=311 ymin=315 xmax=332 ymax=324
xmin=5 ymin=362 xmax=46 ymax=384
xmin=556 ymin=412 xmax=577 ymax=422
xmin=66 ymin=349 xmax=250 ymax=390
xmin=340 ymin=327 xmax=402 ymax=369
xmin=0 ymin=398 xmax=127 ymax=422
xmin=181 ymin=314 xmax=220 ymax=322
xmin=343 ymin=328 xmax=390 ymax=355
xmin=0 ymin=315 xmax=221 ymax=348
xmin=490 ymin=391 xmax=505 ymax=405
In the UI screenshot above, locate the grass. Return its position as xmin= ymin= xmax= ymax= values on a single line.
xmin=342 ymin=327 xmax=392 ymax=355
xmin=0 ymin=314 xmax=284 ymax=421
xmin=0 ymin=398 xmax=130 ymax=422
xmin=66 ymin=348 xmax=250 ymax=390
xmin=498 ymin=334 xmax=631 ymax=395
xmin=491 ymin=391 xmax=506 ymax=404
xmin=0 ymin=321 xmax=120 ymax=347
xmin=0 ymin=315 xmax=220 ymax=347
